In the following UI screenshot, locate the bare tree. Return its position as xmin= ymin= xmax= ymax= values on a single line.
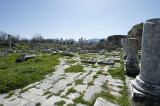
xmin=31 ymin=33 xmax=44 ymax=43
xmin=0 ymin=31 xmax=8 ymax=42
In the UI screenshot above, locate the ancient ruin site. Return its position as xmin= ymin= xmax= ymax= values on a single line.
xmin=0 ymin=1 xmax=160 ymax=106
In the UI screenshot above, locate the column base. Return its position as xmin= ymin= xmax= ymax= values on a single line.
xmin=124 ymin=59 xmax=139 ymax=75
xmin=129 ymin=76 xmax=160 ymax=105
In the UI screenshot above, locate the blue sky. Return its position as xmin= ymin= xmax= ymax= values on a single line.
xmin=0 ymin=0 xmax=160 ymax=40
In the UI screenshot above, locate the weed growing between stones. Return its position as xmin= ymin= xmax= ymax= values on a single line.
xmin=88 ymin=80 xmax=94 ymax=86
xmin=96 ymin=70 xmax=103 ymax=74
xmin=66 ymin=87 xmax=77 ymax=95
xmin=54 ymin=89 xmax=64 ymax=96
xmin=4 ymin=91 xmax=15 ymax=99
xmin=73 ymin=94 xmax=90 ymax=105
xmin=91 ymin=64 xmax=97 ymax=68
xmin=20 ymin=85 xmax=36 ymax=93
xmin=67 ymin=83 xmax=72 ymax=86
xmin=54 ymin=100 xmax=66 ymax=106
xmin=65 ymin=64 xmax=84 ymax=73
xmin=66 ymin=60 xmax=77 ymax=64
xmin=75 ymin=79 xmax=84 ymax=86
xmin=0 ymin=54 xmax=62 ymax=93
xmin=46 ymin=93 xmax=54 ymax=99
xmin=0 ymin=104 xmax=3 ymax=106
xmin=35 ymin=102 xmax=41 ymax=106
xmin=43 ymin=91 xmax=51 ymax=96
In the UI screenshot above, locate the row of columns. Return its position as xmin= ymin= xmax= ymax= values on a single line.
xmin=122 ymin=18 xmax=160 ymax=105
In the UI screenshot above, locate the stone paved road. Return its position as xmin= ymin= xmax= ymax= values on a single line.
xmin=0 ymin=53 xmax=124 ymax=106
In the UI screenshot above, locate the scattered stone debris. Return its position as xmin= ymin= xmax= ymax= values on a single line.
xmin=16 ymin=54 xmax=35 ymax=62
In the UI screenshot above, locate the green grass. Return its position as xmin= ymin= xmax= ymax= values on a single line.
xmin=96 ymin=70 xmax=103 ymax=74
xmin=88 ymin=80 xmax=94 ymax=86
xmin=46 ymin=93 xmax=54 ymax=99
xmin=35 ymin=102 xmax=41 ymax=106
xmin=54 ymin=89 xmax=64 ymax=96
xmin=43 ymin=91 xmax=51 ymax=96
xmin=0 ymin=54 xmax=62 ymax=93
xmin=65 ymin=65 xmax=84 ymax=73
xmin=80 ymin=53 xmax=97 ymax=59
xmin=4 ymin=91 xmax=15 ymax=99
xmin=66 ymin=60 xmax=77 ymax=64
xmin=20 ymin=85 xmax=36 ymax=93
xmin=73 ymin=94 xmax=90 ymax=105
xmin=75 ymin=79 xmax=83 ymax=86
xmin=15 ymin=43 xmax=30 ymax=48
xmin=91 ymin=64 xmax=97 ymax=68
xmin=67 ymin=83 xmax=72 ymax=86
xmin=93 ymin=75 xmax=98 ymax=79
xmin=54 ymin=100 xmax=66 ymax=106
xmin=66 ymin=87 xmax=77 ymax=95
xmin=66 ymin=104 xmax=75 ymax=106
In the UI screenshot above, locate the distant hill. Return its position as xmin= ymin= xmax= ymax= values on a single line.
xmin=86 ymin=38 xmax=107 ymax=43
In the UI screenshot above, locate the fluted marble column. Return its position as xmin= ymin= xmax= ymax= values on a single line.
xmin=131 ymin=18 xmax=160 ymax=105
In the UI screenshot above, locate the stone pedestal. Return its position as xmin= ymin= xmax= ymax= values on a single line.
xmin=8 ymin=35 xmax=11 ymax=50
xmin=130 ymin=18 xmax=160 ymax=105
xmin=124 ymin=38 xmax=139 ymax=75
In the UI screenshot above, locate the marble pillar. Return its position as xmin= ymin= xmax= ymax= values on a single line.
xmin=66 ymin=39 xmax=67 ymax=47
xmin=8 ymin=35 xmax=11 ymax=50
xmin=124 ymin=35 xmax=132 ymax=60
xmin=122 ymin=38 xmax=126 ymax=54
xmin=130 ymin=18 xmax=160 ymax=105
xmin=124 ymin=38 xmax=139 ymax=75
xmin=61 ymin=38 xmax=63 ymax=47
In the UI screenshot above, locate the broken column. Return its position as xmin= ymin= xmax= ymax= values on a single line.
xmin=66 ymin=39 xmax=67 ymax=48
xmin=131 ymin=18 xmax=160 ymax=105
xmin=122 ymin=38 xmax=126 ymax=55
xmin=124 ymin=38 xmax=139 ymax=75
xmin=61 ymin=38 xmax=63 ymax=47
xmin=8 ymin=35 xmax=11 ymax=50
xmin=124 ymin=35 xmax=132 ymax=60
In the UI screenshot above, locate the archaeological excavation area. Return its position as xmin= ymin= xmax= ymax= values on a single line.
xmin=0 ymin=18 xmax=160 ymax=106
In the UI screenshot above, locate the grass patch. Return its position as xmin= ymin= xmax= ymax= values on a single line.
xmin=90 ymin=91 xmax=118 ymax=105
xmin=0 ymin=104 xmax=3 ymax=106
xmin=91 ymin=64 xmax=97 ymax=68
xmin=0 ymin=54 xmax=62 ymax=93
xmin=54 ymin=100 xmax=66 ymax=106
xmin=96 ymin=70 xmax=103 ymax=74
xmin=20 ymin=85 xmax=36 ymax=93
xmin=67 ymin=83 xmax=72 ymax=86
xmin=46 ymin=93 xmax=54 ymax=99
xmin=4 ymin=91 xmax=15 ymax=99
xmin=66 ymin=60 xmax=77 ymax=64
xmin=88 ymin=80 xmax=94 ymax=86
xmin=35 ymin=102 xmax=41 ymax=106
xmin=73 ymin=94 xmax=90 ymax=105
xmin=43 ymin=91 xmax=51 ymax=96
xmin=54 ymin=89 xmax=64 ymax=96
xmin=75 ymin=79 xmax=83 ymax=86
xmin=93 ymin=75 xmax=98 ymax=79
xmin=108 ymin=67 xmax=125 ymax=80
xmin=66 ymin=87 xmax=77 ymax=95
xmin=66 ymin=104 xmax=75 ymax=106
xmin=65 ymin=65 xmax=84 ymax=73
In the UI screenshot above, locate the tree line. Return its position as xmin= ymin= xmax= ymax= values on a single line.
xmin=0 ymin=31 xmax=75 ymax=44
